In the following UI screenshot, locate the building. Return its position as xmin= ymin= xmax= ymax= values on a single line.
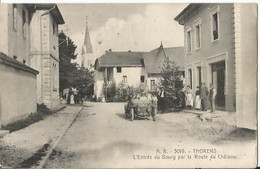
xmin=81 ymin=19 xmax=94 ymax=70
xmin=143 ymin=44 xmax=184 ymax=91
xmin=30 ymin=4 xmax=65 ymax=109
xmin=175 ymin=3 xmax=257 ymax=129
xmin=0 ymin=4 xmax=38 ymax=126
xmin=94 ymin=45 xmax=185 ymax=100
xmin=94 ymin=50 xmax=146 ymax=99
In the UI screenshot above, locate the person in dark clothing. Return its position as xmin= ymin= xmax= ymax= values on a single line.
xmin=200 ymin=83 xmax=209 ymax=111
xmin=158 ymin=87 xmax=165 ymax=111
xmin=67 ymin=88 xmax=72 ymax=104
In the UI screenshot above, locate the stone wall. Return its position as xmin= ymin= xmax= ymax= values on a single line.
xmin=234 ymin=4 xmax=257 ymax=130
xmin=0 ymin=62 xmax=37 ymax=126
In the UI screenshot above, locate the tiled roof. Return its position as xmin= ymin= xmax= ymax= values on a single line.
xmin=0 ymin=52 xmax=39 ymax=74
xmin=143 ymin=46 xmax=184 ymax=74
xmin=95 ymin=51 xmax=146 ymax=69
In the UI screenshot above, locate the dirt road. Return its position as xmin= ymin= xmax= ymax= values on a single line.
xmin=45 ymin=102 xmax=257 ymax=168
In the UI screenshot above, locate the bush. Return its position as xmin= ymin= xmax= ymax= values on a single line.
xmin=114 ymin=82 xmax=146 ymax=102
xmin=106 ymin=82 xmax=116 ymax=102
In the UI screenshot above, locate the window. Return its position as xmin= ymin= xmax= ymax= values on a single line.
xmin=13 ymin=5 xmax=17 ymax=31
xmin=52 ymin=63 xmax=58 ymax=91
xmin=212 ymin=13 xmax=218 ymax=40
xmin=186 ymin=29 xmax=192 ymax=53
xmin=140 ymin=75 xmax=145 ymax=83
xmin=53 ymin=23 xmax=56 ymax=35
xmin=123 ymin=76 xmax=127 ymax=83
xmin=22 ymin=10 xmax=27 ymax=38
xmin=188 ymin=69 xmax=192 ymax=89
xmin=117 ymin=67 xmax=122 ymax=73
xmin=197 ymin=66 xmax=202 ymax=87
xmin=195 ymin=24 xmax=201 ymax=49
xmin=150 ymin=80 xmax=156 ymax=91
xmin=140 ymin=59 xmax=145 ymax=66
xmin=211 ymin=6 xmax=220 ymax=41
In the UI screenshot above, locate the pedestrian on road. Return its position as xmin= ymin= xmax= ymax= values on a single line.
xmin=195 ymin=86 xmax=201 ymax=110
xmin=200 ymin=83 xmax=209 ymax=111
xmin=185 ymin=85 xmax=193 ymax=108
xmin=209 ymin=83 xmax=216 ymax=112
xmin=67 ymin=88 xmax=72 ymax=104
xmin=158 ymin=87 xmax=165 ymax=111
xmin=70 ymin=94 xmax=75 ymax=105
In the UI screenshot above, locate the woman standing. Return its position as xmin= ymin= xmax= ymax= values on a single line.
xmin=185 ymin=85 xmax=193 ymax=108
xmin=195 ymin=86 xmax=201 ymax=110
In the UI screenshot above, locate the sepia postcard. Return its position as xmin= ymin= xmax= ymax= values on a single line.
xmin=0 ymin=2 xmax=258 ymax=168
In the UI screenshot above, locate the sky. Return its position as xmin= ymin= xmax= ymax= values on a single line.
xmin=58 ymin=3 xmax=188 ymax=64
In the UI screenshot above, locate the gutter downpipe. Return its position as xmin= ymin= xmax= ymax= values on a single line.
xmin=39 ymin=4 xmax=56 ymax=107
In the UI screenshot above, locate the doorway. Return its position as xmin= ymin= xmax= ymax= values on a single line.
xmin=211 ymin=61 xmax=225 ymax=110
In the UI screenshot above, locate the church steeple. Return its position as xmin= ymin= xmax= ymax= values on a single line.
xmin=81 ymin=16 xmax=94 ymax=69
xmin=82 ymin=16 xmax=93 ymax=54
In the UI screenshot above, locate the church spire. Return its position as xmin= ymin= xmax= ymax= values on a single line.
xmin=81 ymin=16 xmax=94 ymax=69
xmin=82 ymin=16 xmax=93 ymax=54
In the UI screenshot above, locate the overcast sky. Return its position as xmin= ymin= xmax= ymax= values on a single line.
xmin=58 ymin=3 xmax=188 ymax=64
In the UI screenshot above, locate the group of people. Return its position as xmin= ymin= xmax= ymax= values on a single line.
xmin=185 ymin=83 xmax=216 ymax=112
xmin=67 ymin=87 xmax=81 ymax=105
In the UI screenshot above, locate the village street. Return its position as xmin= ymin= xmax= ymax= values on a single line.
xmin=43 ymin=102 xmax=256 ymax=168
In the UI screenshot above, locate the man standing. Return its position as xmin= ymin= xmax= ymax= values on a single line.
xmin=200 ymin=83 xmax=209 ymax=111
xmin=209 ymin=83 xmax=216 ymax=112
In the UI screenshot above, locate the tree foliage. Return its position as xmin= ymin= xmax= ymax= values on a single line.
xmin=59 ymin=31 xmax=94 ymax=98
xmin=160 ymin=58 xmax=183 ymax=97
xmin=159 ymin=58 xmax=184 ymax=109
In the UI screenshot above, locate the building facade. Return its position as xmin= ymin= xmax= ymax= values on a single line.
xmin=30 ymin=4 xmax=64 ymax=109
xmin=143 ymin=45 xmax=184 ymax=91
xmin=94 ymin=51 xmax=146 ymax=99
xmin=175 ymin=3 xmax=257 ymax=129
xmin=0 ymin=4 xmax=38 ymax=126
xmin=94 ymin=46 xmax=185 ymax=100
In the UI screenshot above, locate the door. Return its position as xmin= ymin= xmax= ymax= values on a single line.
xmin=211 ymin=61 xmax=225 ymax=109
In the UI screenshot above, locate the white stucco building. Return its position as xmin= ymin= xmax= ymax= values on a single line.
xmin=0 ymin=3 xmax=64 ymax=126
xmin=94 ymin=50 xmax=146 ymax=99
xmin=0 ymin=4 xmax=39 ymax=126
xmin=175 ymin=3 xmax=257 ymax=129
xmin=94 ymin=45 xmax=184 ymax=100
xmin=30 ymin=4 xmax=65 ymax=109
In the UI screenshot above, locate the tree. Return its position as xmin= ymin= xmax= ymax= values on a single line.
xmin=159 ymin=58 xmax=184 ymax=109
xmin=59 ymin=32 xmax=94 ymax=98
xmin=59 ymin=31 xmax=78 ymax=91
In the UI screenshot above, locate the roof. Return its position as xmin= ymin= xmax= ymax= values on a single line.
xmin=174 ymin=4 xmax=203 ymax=25
xmin=143 ymin=46 xmax=184 ymax=74
xmin=0 ymin=52 xmax=39 ymax=75
xmin=34 ymin=4 xmax=65 ymax=24
xmin=95 ymin=51 xmax=146 ymax=69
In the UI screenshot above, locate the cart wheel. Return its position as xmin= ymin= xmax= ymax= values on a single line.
xmin=131 ymin=108 xmax=134 ymax=121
